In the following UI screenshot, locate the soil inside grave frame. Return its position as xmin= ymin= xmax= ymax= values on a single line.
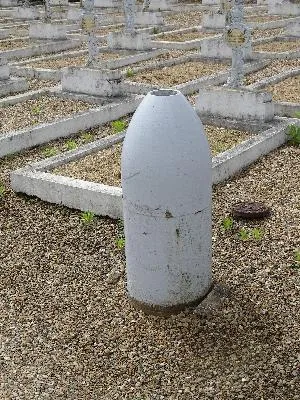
xmin=126 ymin=60 xmax=229 ymax=86
xmin=53 ymin=125 xmax=255 ymax=186
xmin=0 ymin=95 xmax=99 ymax=134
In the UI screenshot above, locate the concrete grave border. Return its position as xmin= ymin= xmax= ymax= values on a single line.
xmin=252 ymin=36 xmax=300 ymax=60
xmin=10 ymin=48 xmax=169 ymax=81
xmin=1 ymin=38 xmax=82 ymax=61
xmin=10 ymin=117 xmax=299 ymax=219
xmin=0 ymin=94 xmax=143 ymax=157
xmin=122 ymin=57 xmax=268 ymax=95
xmin=247 ymin=68 xmax=300 ymax=117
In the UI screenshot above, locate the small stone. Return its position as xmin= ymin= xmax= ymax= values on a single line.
xmin=106 ymin=269 xmax=122 ymax=284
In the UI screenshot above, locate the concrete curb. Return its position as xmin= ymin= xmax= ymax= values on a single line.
xmin=10 ymin=117 xmax=298 ymax=219
xmin=0 ymin=95 xmax=143 ymax=157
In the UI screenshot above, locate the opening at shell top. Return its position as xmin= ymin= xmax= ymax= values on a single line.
xmin=151 ymin=89 xmax=179 ymax=97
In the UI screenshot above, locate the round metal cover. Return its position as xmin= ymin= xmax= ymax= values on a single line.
xmin=232 ymin=202 xmax=271 ymax=220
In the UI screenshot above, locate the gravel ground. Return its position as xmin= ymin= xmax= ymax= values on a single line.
xmin=254 ymin=40 xmax=300 ymax=52
xmin=0 ymin=38 xmax=29 ymax=51
xmin=251 ymin=28 xmax=284 ymax=40
xmin=244 ymin=59 xmax=299 ymax=85
xmin=126 ymin=60 xmax=227 ymax=85
xmin=27 ymin=78 xmax=59 ymax=91
xmin=15 ymin=44 xmax=86 ymax=63
xmin=0 ymin=140 xmax=299 ymax=399
xmin=265 ymin=75 xmax=300 ymax=102
xmin=24 ymin=52 xmax=122 ymax=69
xmin=54 ymin=125 xmax=252 ymax=185
xmin=165 ymin=11 xmax=203 ymax=28
xmin=95 ymin=25 xmax=123 ymax=35
xmin=245 ymin=15 xmax=286 ymax=22
xmin=153 ymin=30 xmax=215 ymax=42
xmin=0 ymin=96 xmax=96 ymax=134
xmin=120 ymin=50 xmax=197 ymax=73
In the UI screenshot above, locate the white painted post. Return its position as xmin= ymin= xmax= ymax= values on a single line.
xmin=121 ymin=89 xmax=212 ymax=314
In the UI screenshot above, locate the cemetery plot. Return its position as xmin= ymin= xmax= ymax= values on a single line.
xmin=265 ymin=75 xmax=300 ymax=103
xmin=153 ymin=30 xmax=216 ymax=42
xmin=125 ymin=60 xmax=228 ymax=86
xmin=0 ymin=95 xmax=97 ymax=134
xmin=245 ymin=15 xmax=288 ymax=22
xmin=12 ymin=44 xmax=87 ymax=63
xmin=254 ymin=38 xmax=300 ymax=52
xmin=251 ymin=28 xmax=284 ymax=40
xmin=95 ymin=24 xmax=124 ymax=35
xmin=119 ymin=50 xmax=195 ymax=72
xmin=27 ymin=78 xmax=58 ymax=91
xmin=164 ymin=11 xmax=203 ymax=27
xmin=244 ymin=59 xmax=299 ymax=85
xmin=0 ymin=38 xmax=29 ymax=50
xmin=52 ymin=125 xmax=254 ymax=186
xmin=23 ymin=52 xmax=125 ymax=69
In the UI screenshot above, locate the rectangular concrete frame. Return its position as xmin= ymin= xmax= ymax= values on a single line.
xmin=247 ymin=68 xmax=300 ymax=117
xmin=122 ymin=58 xmax=267 ymax=96
xmin=2 ymin=39 xmax=82 ymax=61
xmin=10 ymin=49 xmax=167 ymax=82
xmin=0 ymin=95 xmax=143 ymax=157
xmin=10 ymin=118 xmax=298 ymax=220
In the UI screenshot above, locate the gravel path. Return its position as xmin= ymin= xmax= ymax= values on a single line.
xmin=0 ymin=96 xmax=96 ymax=134
xmin=265 ymin=75 xmax=300 ymax=102
xmin=53 ymin=125 xmax=253 ymax=185
xmin=244 ymin=59 xmax=299 ymax=85
xmin=254 ymin=40 xmax=300 ymax=52
xmin=0 ymin=142 xmax=299 ymax=399
xmin=126 ymin=60 xmax=227 ymax=85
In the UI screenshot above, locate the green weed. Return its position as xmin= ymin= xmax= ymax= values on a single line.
xmin=65 ymin=139 xmax=77 ymax=151
xmin=81 ymin=210 xmax=95 ymax=224
xmin=0 ymin=183 xmax=6 ymax=199
xmin=116 ymin=238 xmax=125 ymax=249
xmin=111 ymin=119 xmax=127 ymax=133
xmin=126 ymin=68 xmax=135 ymax=78
xmin=287 ymin=124 xmax=300 ymax=146
xmin=31 ymin=105 xmax=42 ymax=116
xmin=81 ymin=132 xmax=94 ymax=143
xmin=250 ymin=227 xmax=263 ymax=240
xmin=42 ymin=147 xmax=58 ymax=158
xmin=239 ymin=228 xmax=250 ymax=241
xmin=116 ymin=219 xmax=125 ymax=249
xmin=222 ymin=216 xmax=234 ymax=231
xmin=290 ymin=249 xmax=300 ymax=270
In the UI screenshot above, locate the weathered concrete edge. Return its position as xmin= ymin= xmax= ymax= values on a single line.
xmin=0 ymin=95 xmax=143 ymax=157
xmin=10 ymin=118 xmax=299 ymax=220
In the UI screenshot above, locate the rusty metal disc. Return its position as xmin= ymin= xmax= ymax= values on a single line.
xmin=232 ymin=202 xmax=271 ymax=220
